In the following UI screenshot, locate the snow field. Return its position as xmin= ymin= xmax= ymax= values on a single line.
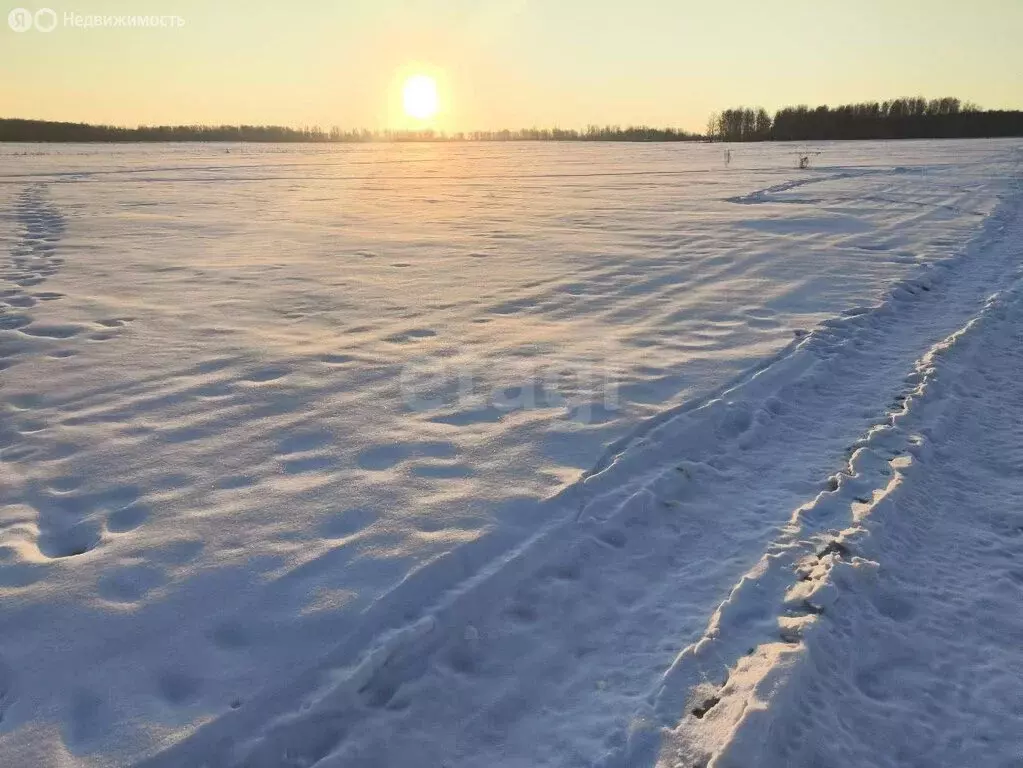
xmin=0 ymin=139 xmax=1020 ymax=766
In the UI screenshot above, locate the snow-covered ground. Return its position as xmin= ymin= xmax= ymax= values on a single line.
xmin=664 ymin=206 xmax=1023 ymax=768
xmin=0 ymin=139 xmax=1020 ymax=767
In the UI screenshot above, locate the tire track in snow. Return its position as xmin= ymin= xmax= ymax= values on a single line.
xmin=724 ymin=169 xmax=874 ymax=205
xmin=138 ymin=179 xmax=1023 ymax=767
xmin=659 ymin=268 xmax=1023 ymax=768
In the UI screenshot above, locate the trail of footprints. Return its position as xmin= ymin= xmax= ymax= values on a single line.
xmin=0 ymin=336 xmax=394 ymax=738
xmin=2 ymin=188 xmax=144 ymax=562
xmin=0 ymin=185 xmax=65 ymax=322
xmin=0 ymin=185 xmax=134 ymax=371
xmin=208 ymin=237 xmax=985 ymax=768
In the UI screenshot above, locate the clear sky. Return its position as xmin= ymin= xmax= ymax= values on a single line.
xmin=2 ymin=0 xmax=1021 ymax=132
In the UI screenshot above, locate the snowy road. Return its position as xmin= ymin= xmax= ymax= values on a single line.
xmin=668 ymin=206 xmax=1023 ymax=768
xmin=0 ymin=140 xmax=1020 ymax=766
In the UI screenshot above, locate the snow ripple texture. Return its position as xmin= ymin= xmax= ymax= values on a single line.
xmin=0 ymin=139 xmax=1020 ymax=767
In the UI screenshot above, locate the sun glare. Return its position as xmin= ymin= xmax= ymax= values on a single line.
xmin=402 ymin=75 xmax=440 ymax=121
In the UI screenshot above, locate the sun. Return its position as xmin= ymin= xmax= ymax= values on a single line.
xmin=402 ymin=74 xmax=440 ymax=121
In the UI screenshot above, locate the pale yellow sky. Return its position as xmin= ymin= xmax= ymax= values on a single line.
xmin=1 ymin=0 xmax=1021 ymax=132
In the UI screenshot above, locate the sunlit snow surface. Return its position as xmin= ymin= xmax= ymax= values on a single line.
xmin=0 ymin=140 xmax=1020 ymax=766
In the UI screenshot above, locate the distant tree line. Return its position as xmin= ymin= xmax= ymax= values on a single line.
xmin=5 ymin=99 xmax=1021 ymax=144
xmin=708 ymin=98 xmax=1023 ymax=142
xmin=465 ymin=125 xmax=701 ymax=141
xmin=0 ymin=119 xmax=701 ymax=143
xmin=0 ymin=120 xmax=343 ymax=143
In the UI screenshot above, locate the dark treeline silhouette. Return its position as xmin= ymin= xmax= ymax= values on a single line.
xmin=466 ymin=125 xmax=700 ymax=141
xmin=708 ymin=98 xmax=1023 ymax=142
xmin=0 ymin=119 xmax=701 ymax=143
xmin=705 ymin=108 xmax=772 ymax=142
xmin=6 ymin=100 xmax=1022 ymax=144
xmin=0 ymin=120 xmax=354 ymax=142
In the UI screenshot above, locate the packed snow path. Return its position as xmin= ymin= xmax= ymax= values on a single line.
xmin=0 ymin=140 xmax=1020 ymax=766
xmin=148 ymin=151 xmax=1020 ymax=766
xmin=667 ymin=225 xmax=1023 ymax=768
